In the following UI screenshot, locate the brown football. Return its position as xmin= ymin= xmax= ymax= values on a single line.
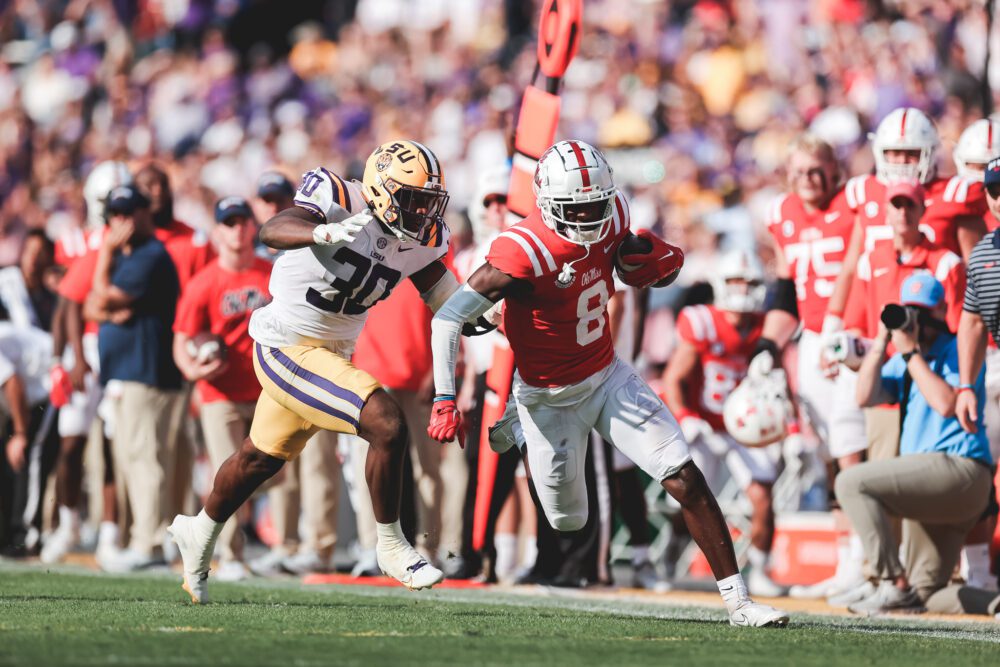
xmin=186 ymin=332 xmax=227 ymax=364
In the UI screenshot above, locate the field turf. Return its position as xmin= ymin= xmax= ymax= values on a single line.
xmin=1 ymin=562 xmax=998 ymax=667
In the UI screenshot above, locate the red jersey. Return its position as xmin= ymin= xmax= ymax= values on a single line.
xmin=845 ymin=174 xmax=986 ymax=256
xmin=844 ymin=235 xmax=965 ymax=339
xmin=155 ymin=220 xmax=215 ymax=293
xmin=55 ymin=227 xmax=105 ymax=267
xmin=173 ymin=258 xmax=272 ymax=404
xmin=767 ymin=189 xmax=855 ymax=332
xmin=58 ymin=248 xmax=100 ymax=335
xmin=486 ymin=193 xmax=631 ymax=387
xmin=675 ymin=304 xmax=763 ymax=431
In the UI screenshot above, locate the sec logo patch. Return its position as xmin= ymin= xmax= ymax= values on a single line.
xmin=865 ymin=201 xmax=879 ymax=218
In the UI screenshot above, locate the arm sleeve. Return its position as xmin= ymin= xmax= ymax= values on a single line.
xmin=293 ymin=167 xmax=352 ymax=222
xmin=485 ymin=234 xmax=539 ymax=281
xmin=430 ymin=285 xmax=497 ymax=396
xmin=419 ymin=268 xmax=460 ymax=313
xmin=879 ymin=354 xmax=905 ymax=404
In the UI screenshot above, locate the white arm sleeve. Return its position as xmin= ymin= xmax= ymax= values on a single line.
xmin=431 ymin=285 xmax=496 ymax=396
xmin=419 ymin=269 xmax=461 ymax=314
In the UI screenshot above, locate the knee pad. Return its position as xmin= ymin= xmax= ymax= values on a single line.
xmin=549 ymin=511 xmax=588 ymax=532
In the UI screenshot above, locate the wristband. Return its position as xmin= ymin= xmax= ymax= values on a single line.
xmin=901 ymin=350 xmax=920 ymax=363
xmin=957 ymin=386 xmax=975 ymax=394
xmin=433 ymin=395 xmax=456 ymax=402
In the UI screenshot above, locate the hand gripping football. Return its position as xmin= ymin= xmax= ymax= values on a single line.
xmin=615 ymin=230 xmax=684 ymax=288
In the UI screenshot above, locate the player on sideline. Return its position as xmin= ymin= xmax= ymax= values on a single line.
xmin=169 ymin=140 xmax=465 ymax=602
xmin=427 ymin=140 xmax=789 ymax=627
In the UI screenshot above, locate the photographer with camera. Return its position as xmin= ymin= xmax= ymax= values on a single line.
xmin=839 ymin=180 xmax=966 ymax=463
xmin=834 ymin=273 xmax=998 ymax=616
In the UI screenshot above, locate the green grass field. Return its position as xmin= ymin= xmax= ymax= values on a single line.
xmin=1 ymin=562 xmax=998 ymax=667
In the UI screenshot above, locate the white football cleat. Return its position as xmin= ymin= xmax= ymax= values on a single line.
xmin=40 ymin=525 xmax=79 ymax=564
xmin=215 ymin=560 xmax=250 ymax=583
xmin=729 ymin=600 xmax=790 ymax=628
xmin=376 ymin=543 xmax=444 ymax=591
xmin=487 ymin=398 xmax=521 ymax=454
xmin=167 ymin=515 xmax=213 ymax=604
xmin=789 ymin=572 xmax=864 ymax=600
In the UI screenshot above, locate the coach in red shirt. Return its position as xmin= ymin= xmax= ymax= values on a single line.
xmin=844 ymin=180 xmax=967 ymax=461
xmin=173 ymin=196 xmax=271 ymax=581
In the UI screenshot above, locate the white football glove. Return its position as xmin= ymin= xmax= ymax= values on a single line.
xmin=747 ymin=350 xmax=774 ymax=379
xmin=312 ymin=209 xmax=372 ymax=246
xmin=680 ymin=415 xmax=716 ymax=448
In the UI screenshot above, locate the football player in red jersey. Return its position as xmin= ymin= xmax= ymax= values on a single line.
xmin=428 ymin=140 xmax=788 ymax=627
xmin=758 ymin=135 xmax=870 ymax=600
xmin=825 ymin=107 xmax=986 ymax=330
xmin=662 ymin=250 xmax=787 ymax=598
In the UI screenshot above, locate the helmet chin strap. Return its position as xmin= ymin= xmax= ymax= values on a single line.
xmin=558 ymin=241 xmax=591 ymax=284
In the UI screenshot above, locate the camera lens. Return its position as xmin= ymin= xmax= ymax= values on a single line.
xmin=881 ymin=304 xmax=908 ymax=330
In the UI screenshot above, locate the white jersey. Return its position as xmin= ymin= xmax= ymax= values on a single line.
xmin=249 ymin=167 xmax=449 ymax=348
xmin=0 ymin=322 xmax=52 ymax=411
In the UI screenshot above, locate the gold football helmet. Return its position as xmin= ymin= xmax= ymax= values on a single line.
xmin=361 ymin=140 xmax=449 ymax=244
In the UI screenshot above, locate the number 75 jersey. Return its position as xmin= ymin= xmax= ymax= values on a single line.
xmin=767 ymin=188 xmax=855 ymax=333
xmin=249 ymin=167 xmax=449 ymax=348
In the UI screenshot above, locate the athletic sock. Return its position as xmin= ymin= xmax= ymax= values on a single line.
xmin=961 ymin=543 xmax=994 ymax=589
xmin=376 ymin=520 xmax=411 ymax=554
xmin=194 ymin=509 xmax=225 ymax=544
xmin=631 ymin=544 xmax=650 ymax=566
xmin=98 ymin=521 xmax=119 ymax=550
xmin=58 ymin=506 xmax=80 ymax=533
xmin=717 ymin=573 xmax=750 ymax=613
xmin=494 ymin=533 xmax=518 ymax=580
xmin=521 ymin=536 xmax=538 ymax=570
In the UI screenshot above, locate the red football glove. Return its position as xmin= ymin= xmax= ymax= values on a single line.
xmin=49 ymin=364 xmax=73 ymax=408
xmin=618 ymin=229 xmax=684 ymax=289
xmin=427 ymin=397 xmax=464 ymax=446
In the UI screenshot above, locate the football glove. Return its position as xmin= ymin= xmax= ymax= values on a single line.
xmin=617 ymin=229 xmax=684 ymax=289
xmin=49 ymin=364 xmax=73 ymax=408
xmin=427 ymin=396 xmax=464 ymax=446
xmin=312 ymin=210 xmax=372 ymax=246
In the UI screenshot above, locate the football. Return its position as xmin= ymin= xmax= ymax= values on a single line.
xmin=186 ymin=332 xmax=227 ymax=364
xmin=615 ymin=233 xmax=680 ymax=288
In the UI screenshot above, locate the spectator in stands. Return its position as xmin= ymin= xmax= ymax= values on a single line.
xmin=173 ymin=196 xmax=272 ymax=581
xmin=84 ymin=184 xmax=181 ymax=572
xmin=840 ymin=274 xmax=998 ymax=616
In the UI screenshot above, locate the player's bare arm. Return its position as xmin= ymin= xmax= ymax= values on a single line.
xmin=956 ymin=310 xmax=987 ymax=433
xmin=955 ymin=214 xmax=987 ymax=261
xmin=855 ymin=325 xmax=895 ymax=407
xmin=260 ymin=203 xmax=372 ymax=250
xmin=662 ymin=339 xmax=700 ymax=417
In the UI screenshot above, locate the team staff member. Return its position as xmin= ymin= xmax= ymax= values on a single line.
xmin=841 ymin=274 xmax=998 ymax=616
xmin=84 ymin=185 xmax=182 ymax=573
xmin=842 ymin=180 xmax=966 ymax=461
xmin=173 ymin=197 xmax=272 ymax=581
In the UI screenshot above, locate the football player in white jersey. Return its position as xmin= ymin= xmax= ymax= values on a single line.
xmin=169 ymin=140 xmax=472 ymax=602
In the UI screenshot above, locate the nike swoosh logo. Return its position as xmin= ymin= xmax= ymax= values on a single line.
xmin=399 ymin=247 xmax=415 ymax=252
xmin=603 ymin=243 xmax=615 ymax=253
xmin=825 ymin=212 xmax=840 ymax=222
xmin=874 ymin=268 xmax=889 ymax=277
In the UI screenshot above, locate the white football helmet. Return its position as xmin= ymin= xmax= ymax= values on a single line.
xmin=723 ymin=370 xmax=792 ymax=448
xmin=533 ymin=140 xmax=616 ymax=245
xmin=954 ymin=118 xmax=1000 ymax=181
xmin=84 ymin=161 xmax=132 ymax=229
xmin=712 ymin=249 xmax=766 ymax=313
xmin=869 ymin=107 xmax=939 ymax=184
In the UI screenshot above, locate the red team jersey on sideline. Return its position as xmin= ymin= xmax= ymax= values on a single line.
xmin=843 ymin=236 xmax=966 ymax=340
xmin=844 ymin=174 xmax=986 ymax=256
xmin=155 ymin=219 xmax=215 ymax=292
xmin=767 ymin=189 xmax=855 ymax=332
xmin=55 ymin=227 xmax=106 ymax=267
xmin=675 ymin=304 xmax=763 ymax=431
xmin=173 ymin=258 xmax=272 ymax=404
xmin=486 ymin=192 xmax=631 ymax=387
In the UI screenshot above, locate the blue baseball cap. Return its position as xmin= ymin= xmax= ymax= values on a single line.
xmin=900 ymin=272 xmax=944 ymax=309
xmin=214 ymin=196 xmax=253 ymax=223
xmin=985 ymin=157 xmax=1000 ymax=187
xmin=256 ymin=171 xmax=295 ymax=198
xmin=105 ymin=184 xmax=150 ymax=216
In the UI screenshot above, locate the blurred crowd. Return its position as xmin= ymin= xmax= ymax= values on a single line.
xmin=1 ymin=0 xmax=1000 ymax=615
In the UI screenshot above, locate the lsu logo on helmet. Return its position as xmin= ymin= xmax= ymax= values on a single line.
xmin=362 ymin=140 xmax=449 ymax=245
